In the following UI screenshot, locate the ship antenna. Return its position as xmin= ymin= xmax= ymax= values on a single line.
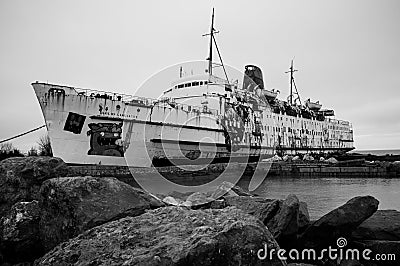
xmin=285 ymin=59 xmax=301 ymax=105
xmin=202 ymin=8 xmax=229 ymax=82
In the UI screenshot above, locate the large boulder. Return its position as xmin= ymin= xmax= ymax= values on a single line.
xmin=353 ymin=240 xmax=400 ymax=266
xmin=224 ymin=196 xmax=281 ymax=223
xmin=1 ymin=200 xmax=42 ymax=264
xmin=0 ymin=157 xmax=70 ymax=216
xmin=38 ymin=176 xmax=163 ymax=252
xmin=352 ymin=210 xmax=400 ymax=241
xmin=223 ymin=195 xmax=303 ymax=245
xmin=266 ymin=194 xmax=300 ymax=245
xmin=36 ymin=206 xmax=285 ymax=266
xmin=223 ymin=195 xmax=303 ymax=247
xmin=298 ymin=201 xmax=310 ymax=232
xmin=300 ymin=196 xmax=379 ymax=248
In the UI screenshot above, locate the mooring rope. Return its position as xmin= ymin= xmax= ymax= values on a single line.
xmin=0 ymin=125 xmax=46 ymax=144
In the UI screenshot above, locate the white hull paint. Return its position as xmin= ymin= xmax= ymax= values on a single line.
xmin=32 ymin=82 xmax=354 ymax=167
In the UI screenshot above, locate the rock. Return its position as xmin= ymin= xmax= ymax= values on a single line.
xmin=213 ymin=181 xmax=254 ymax=197
xmin=326 ymin=157 xmax=339 ymax=164
xmin=223 ymin=195 xmax=301 ymax=246
xmin=224 ymin=196 xmax=280 ymax=221
xmin=283 ymin=155 xmax=293 ymax=162
xmin=292 ymin=156 xmax=301 ymax=161
xmin=209 ymin=181 xmax=237 ymax=199
xmin=353 ymin=240 xmax=400 ymax=266
xmin=1 ymin=200 xmax=42 ymax=264
xmin=272 ymin=155 xmax=283 ymax=161
xmin=338 ymin=259 xmax=363 ymax=266
xmin=263 ymin=155 xmax=283 ymax=162
xmin=184 ymin=191 xmax=215 ymax=207
xmin=266 ymin=194 xmax=300 ymax=245
xmin=162 ymin=190 xmax=194 ymax=202
xmin=181 ymin=182 xmax=254 ymax=208
xmin=163 ymin=196 xmax=184 ymax=206
xmin=298 ymin=201 xmax=310 ymax=231
xmin=205 ymin=181 xmax=254 ymax=201
xmin=352 ymin=210 xmax=400 ymax=241
xmin=254 ymin=200 xmax=282 ymax=226
xmin=35 ymin=206 xmax=285 ymax=266
xmin=38 ymin=176 xmax=163 ymax=252
xmin=0 ymin=157 xmax=70 ymax=216
xmin=303 ymin=155 xmax=314 ymax=161
xmin=300 ymin=196 xmax=379 ymax=248
xmin=388 ymin=161 xmax=400 ymax=174
xmin=207 ymin=199 xmax=226 ymax=209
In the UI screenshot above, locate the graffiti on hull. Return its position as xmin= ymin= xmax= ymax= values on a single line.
xmin=87 ymin=123 xmax=124 ymax=157
xmin=221 ymin=103 xmax=248 ymax=152
xmin=64 ymin=112 xmax=86 ymax=134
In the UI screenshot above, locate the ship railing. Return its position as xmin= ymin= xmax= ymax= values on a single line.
xmin=73 ymin=87 xmax=219 ymax=116
xmin=73 ymin=87 xmax=156 ymax=104
xmin=154 ymin=98 xmax=219 ymax=116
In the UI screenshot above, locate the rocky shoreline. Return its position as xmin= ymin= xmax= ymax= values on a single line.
xmin=1 ymin=157 xmax=400 ymax=265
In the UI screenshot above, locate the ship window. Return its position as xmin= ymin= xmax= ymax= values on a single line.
xmin=178 ymin=84 xmax=184 ymax=89
xmin=200 ymin=81 xmax=203 ymax=85
xmin=193 ymin=81 xmax=199 ymax=86
xmin=185 ymin=83 xmax=191 ymax=87
xmin=204 ymin=81 xmax=208 ymax=84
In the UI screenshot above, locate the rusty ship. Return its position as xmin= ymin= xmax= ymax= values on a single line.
xmin=32 ymin=10 xmax=354 ymax=167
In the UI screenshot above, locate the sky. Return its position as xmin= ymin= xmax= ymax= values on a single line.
xmin=0 ymin=0 xmax=399 ymax=152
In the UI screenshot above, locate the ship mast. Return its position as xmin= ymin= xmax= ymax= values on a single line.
xmin=203 ymin=8 xmax=229 ymax=82
xmin=285 ymin=59 xmax=301 ymax=105
xmin=208 ymin=9 xmax=214 ymax=75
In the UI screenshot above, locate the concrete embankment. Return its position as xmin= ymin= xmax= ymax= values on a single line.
xmin=68 ymin=160 xmax=400 ymax=182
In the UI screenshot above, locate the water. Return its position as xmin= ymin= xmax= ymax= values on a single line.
xmin=238 ymin=177 xmax=400 ymax=220
xmin=352 ymin=149 xmax=400 ymax=156
xmin=134 ymin=171 xmax=400 ymax=221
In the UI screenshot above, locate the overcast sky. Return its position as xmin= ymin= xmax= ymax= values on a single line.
xmin=1 ymin=0 xmax=399 ymax=152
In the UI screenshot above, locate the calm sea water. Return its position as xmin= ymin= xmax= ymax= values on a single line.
xmin=352 ymin=149 xmax=400 ymax=156
xmin=238 ymin=177 xmax=400 ymax=220
xmin=135 ymin=172 xmax=400 ymax=221
xmin=133 ymin=149 xmax=400 ymax=221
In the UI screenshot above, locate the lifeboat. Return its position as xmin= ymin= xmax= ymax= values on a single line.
xmin=305 ymin=99 xmax=322 ymax=111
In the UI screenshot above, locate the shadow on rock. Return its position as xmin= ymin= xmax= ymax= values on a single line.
xmin=38 ymin=176 xmax=164 ymax=252
xmin=35 ymin=206 xmax=285 ymax=266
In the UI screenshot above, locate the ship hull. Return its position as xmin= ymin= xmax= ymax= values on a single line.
xmin=32 ymin=82 xmax=354 ymax=167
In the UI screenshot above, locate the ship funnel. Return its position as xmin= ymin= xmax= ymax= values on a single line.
xmin=243 ymin=65 xmax=264 ymax=92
